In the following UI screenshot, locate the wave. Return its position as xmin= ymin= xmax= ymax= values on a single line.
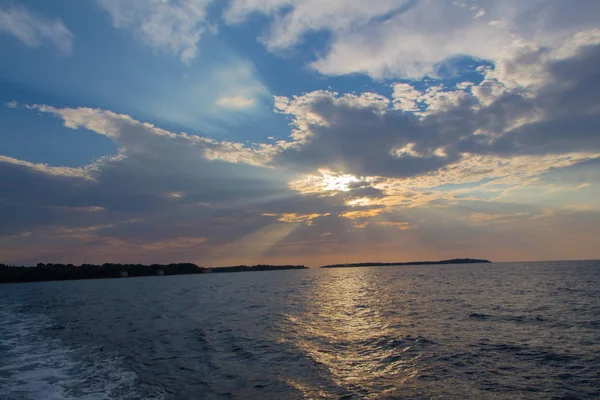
xmin=0 ymin=304 xmax=165 ymax=400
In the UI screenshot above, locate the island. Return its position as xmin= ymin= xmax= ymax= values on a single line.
xmin=320 ymin=258 xmax=491 ymax=268
xmin=0 ymin=263 xmax=307 ymax=284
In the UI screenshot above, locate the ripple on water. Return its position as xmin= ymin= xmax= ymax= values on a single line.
xmin=0 ymin=304 xmax=165 ymax=400
xmin=1 ymin=261 xmax=599 ymax=399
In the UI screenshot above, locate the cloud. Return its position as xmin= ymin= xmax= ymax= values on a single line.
xmin=223 ymin=0 xmax=288 ymax=24
xmin=340 ymin=209 xmax=386 ymax=219
xmin=2 ymin=94 xmax=599 ymax=264
xmin=96 ymin=0 xmax=213 ymax=63
xmin=262 ymin=212 xmax=330 ymax=225
xmin=226 ymin=0 xmax=410 ymax=51
xmin=469 ymin=210 xmax=541 ymax=224
xmin=2 ymin=14 xmax=600 ymax=264
xmin=225 ymin=0 xmax=600 ymax=79
xmin=1 ymin=104 xmax=295 ymax=220
xmin=391 ymin=83 xmax=422 ymax=112
xmin=0 ymin=155 xmax=93 ymax=179
xmin=126 ymin=49 xmax=273 ymax=134
xmin=270 ymin=32 xmax=600 ymax=180
xmin=216 ymin=96 xmax=255 ymax=109
xmin=6 ymin=28 xmax=599 ymax=206
xmin=272 ymin=89 xmax=463 ymax=177
xmin=0 ymin=5 xmax=73 ymax=53
xmin=0 ymin=103 xmax=304 ymax=264
xmin=377 ymin=221 xmax=413 ymax=230
xmin=29 ymin=104 xmax=275 ymax=167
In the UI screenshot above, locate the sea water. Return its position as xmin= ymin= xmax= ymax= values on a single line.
xmin=1 ymin=261 xmax=599 ymax=399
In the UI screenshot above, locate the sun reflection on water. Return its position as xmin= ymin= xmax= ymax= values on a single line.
xmin=280 ymin=269 xmax=422 ymax=398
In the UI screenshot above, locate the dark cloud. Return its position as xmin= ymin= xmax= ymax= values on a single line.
xmin=2 ymin=32 xmax=600 ymax=264
xmin=0 ymin=106 xmax=295 ymax=251
xmin=483 ymin=43 xmax=600 ymax=154
xmin=273 ymin=40 xmax=600 ymax=177
xmin=274 ymin=96 xmax=463 ymax=177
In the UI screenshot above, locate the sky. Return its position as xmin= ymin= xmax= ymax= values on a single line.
xmin=1 ymin=0 xmax=599 ymax=267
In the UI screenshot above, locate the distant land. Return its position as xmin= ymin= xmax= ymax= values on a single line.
xmin=0 ymin=263 xmax=307 ymax=284
xmin=320 ymin=258 xmax=492 ymax=268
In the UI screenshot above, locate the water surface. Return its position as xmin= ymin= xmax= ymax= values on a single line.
xmin=1 ymin=261 xmax=599 ymax=399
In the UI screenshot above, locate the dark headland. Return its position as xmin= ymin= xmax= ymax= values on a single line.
xmin=0 ymin=263 xmax=307 ymax=284
xmin=320 ymin=258 xmax=491 ymax=268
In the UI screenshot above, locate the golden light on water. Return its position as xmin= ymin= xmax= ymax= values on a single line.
xmin=281 ymin=269 xmax=421 ymax=398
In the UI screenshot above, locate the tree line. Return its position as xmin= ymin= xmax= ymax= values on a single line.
xmin=0 ymin=263 xmax=307 ymax=283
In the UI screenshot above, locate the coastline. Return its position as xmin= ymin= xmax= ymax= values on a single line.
xmin=0 ymin=263 xmax=307 ymax=284
xmin=320 ymin=258 xmax=492 ymax=268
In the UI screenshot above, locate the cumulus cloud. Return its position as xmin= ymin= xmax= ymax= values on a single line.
xmin=271 ymin=32 xmax=600 ymax=180
xmin=391 ymin=83 xmax=422 ymax=112
xmin=96 ymin=0 xmax=213 ymax=62
xmin=5 ymin=29 xmax=600 ymax=205
xmin=225 ymin=0 xmax=600 ymax=79
xmin=0 ymin=5 xmax=73 ymax=53
xmin=2 ymin=9 xmax=600 ymax=264
xmin=13 ymin=25 xmax=585 ymax=222
xmin=273 ymin=90 xmax=460 ymax=177
xmin=2 ymin=89 xmax=599 ymax=264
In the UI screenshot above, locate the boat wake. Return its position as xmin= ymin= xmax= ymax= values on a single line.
xmin=0 ymin=304 xmax=165 ymax=400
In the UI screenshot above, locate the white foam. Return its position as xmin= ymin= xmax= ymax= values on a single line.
xmin=0 ymin=304 xmax=165 ymax=400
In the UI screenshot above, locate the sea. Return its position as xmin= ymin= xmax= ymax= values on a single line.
xmin=1 ymin=261 xmax=599 ymax=399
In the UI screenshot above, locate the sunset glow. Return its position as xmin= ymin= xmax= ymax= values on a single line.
xmin=1 ymin=1 xmax=599 ymax=266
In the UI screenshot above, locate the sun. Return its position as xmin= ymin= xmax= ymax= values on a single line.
xmin=321 ymin=170 xmax=360 ymax=192
xmin=290 ymin=169 xmax=372 ymax=194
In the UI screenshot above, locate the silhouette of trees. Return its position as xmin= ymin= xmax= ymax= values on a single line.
xmin=0 ymin=263 xmax=203 ymax=283
xmin=0 ymin=263 xmax=307 ymax=283
xmin=320 ymin=258 xmax=491 ymax=268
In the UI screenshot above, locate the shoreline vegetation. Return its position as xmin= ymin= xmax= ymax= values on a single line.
xmin=0 ymin=263 xmax=307 ymax=284
xmin=0 ymin=258 xmax=491 ymax=284
xmin=319 ymin=258 xmax=492 ymax=268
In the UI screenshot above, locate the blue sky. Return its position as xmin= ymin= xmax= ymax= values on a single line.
xmin=1 ymin=0 xmax=600 ymax=266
